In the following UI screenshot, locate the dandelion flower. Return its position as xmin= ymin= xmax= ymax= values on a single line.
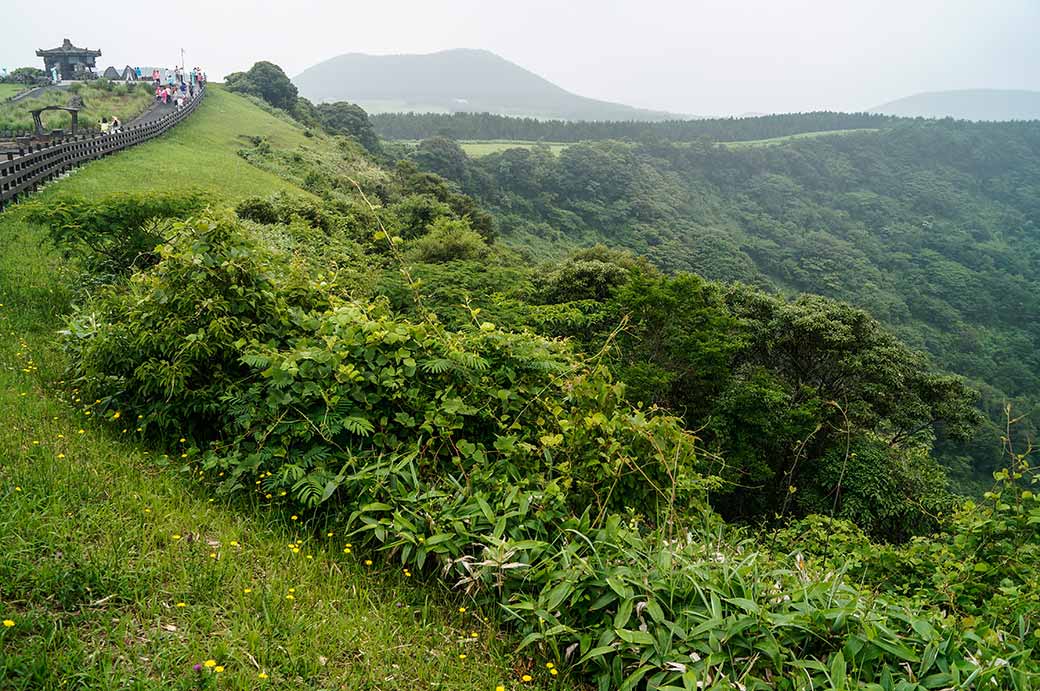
xmin=550 ymin=669 xmax=558 ymax=676
xmin=214 ymin=666 xmax=224 ymax=673
xmin=172 ymin=534 xmax=181 ymax=540
xmin=258 ymin=672 xmax=269 ymax=679
xmin=176 ymin=602 xmax=186 ymax=608
xmin=244 ymin=588 xmax=252 ymax=593
xmin=203 ymin=659 xmax=216 ymax=668
xmin=288 ymin=588 xmax=295 ymax=593
xmin=285 ymin=594 xmax=295 ymax=600
xmin=179 ymin=438 xmax=186 ymax=443
xmin=326 ymin=532 xmax=334 ymax=537
xmin=2 ymin=620 xmax=14 ymax=627
xmin=458 ymin=607 xmax=466 ymax=613
xmin=545 ymin=663 xmax=554 ymax=669
xmin=57 ymin=453 xmax=65 ymax=459
xmin=78 ymin=429 xmax=85 ymax=434
xmin=292 ymin=548 xmax=300 ymax=554
xmin=209 ymin=552 xmax=217 ymax=559
xmin=230 ymin=541 xmax=239 ymax=547
xmin=459 ymin=653 xmax=467 ymax=660
xmin=112 ymin=412 xmax=121 ymax=419
xmin=364 ymin=560 xmax=373 ymax=566
xmin=291 ymin=515 xmax=298 ymax=521
xmin=497 ymin=686 xmax=505 ymax=691
xmin=521 ymin=675 xmax=532 ymax=682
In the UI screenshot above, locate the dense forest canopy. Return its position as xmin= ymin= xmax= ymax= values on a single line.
xmin=401 ymin=119 xmax=1040 ymax=486
xmin=372 ymin=110 xmax=903 ymax=143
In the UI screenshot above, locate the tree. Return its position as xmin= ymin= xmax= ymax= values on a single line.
xmin=225 ymin=61 xmax=298 ymax=111
xmin=316 ymin=102 xmax=381 ymax=153
xmin=5 ymin=67 xmax=45 ymax=85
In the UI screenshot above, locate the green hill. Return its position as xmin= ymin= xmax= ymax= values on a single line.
xmin=869 ymin=89 xmax=1040 ymax=121
xmin=293 ymin=48 xmax=680 ymax=120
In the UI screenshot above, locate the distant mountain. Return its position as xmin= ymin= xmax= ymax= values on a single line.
xmin=293 ymin=49 xmax=681 ymax=121
xmin=869 ymin=89 xmax=1040 ymax=121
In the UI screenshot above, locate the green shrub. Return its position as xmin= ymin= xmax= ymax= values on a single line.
xmin=60 ymin=210 xmax=336 ymax=440
xmin=22 ymin=191 xmax=208 ymax=278
xmin=407 ymin=217 xmax=489 ymax=263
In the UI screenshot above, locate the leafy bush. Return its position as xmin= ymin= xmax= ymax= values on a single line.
xmin=22 ymin=191 xmax=208 ymax=278
xmin=407 ymin=217 xmax=489 ymax=263
xmin=60 ymin=211 xmax=337 ymax=440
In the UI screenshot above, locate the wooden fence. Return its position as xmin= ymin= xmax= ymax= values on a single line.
xmin=0 ymin=87 xmax=205 ymax=209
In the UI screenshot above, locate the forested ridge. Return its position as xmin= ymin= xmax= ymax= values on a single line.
xmin=4 ymin=62 xmax=1039 ymax=688
xmin=403 ymin=120 xmax=1040 ymax=485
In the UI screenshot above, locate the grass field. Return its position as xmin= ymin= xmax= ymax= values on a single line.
xmin=0 ymin=84 xmax=25 ymax=101
xmin=0 ymin=88 xmax=560 ymax=690
xmin=720 ymin=127 xmax=881 ymax=148
xmin=449 ymin=131 xmax=878 ymax=157
xmin=0 ymin=81 xmax=153 ymax=134
xmin=458 ymin=140 xmax=569 ymax=158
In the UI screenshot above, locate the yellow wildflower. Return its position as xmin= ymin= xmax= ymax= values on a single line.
xmin=258 ymin=672 xmax=269 ymax=679
xmin=203 ymin=659 xmax=216 ymax=668
xmin=214 ymin=666 xmax=224 ymax=673
xmin=2 ymin=620 xmax=14 ymax=627
xmin=522 ymin=675 xmax=532 ymax=683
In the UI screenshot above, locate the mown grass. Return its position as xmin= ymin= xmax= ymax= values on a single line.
xmin=458 ymin=140 xmax=569 ymax=158
xmin=0 ymin=89 xmax=564 ymax=690
xmin=0 ymin=81 xmax=153 ymax=133
xmin=720 ymin=127 xmax=881 ymax=148
xmin=34 ymin=86 xmax=311 ymax=201
xmin=0 ymin=84 xmax=25 ymax=101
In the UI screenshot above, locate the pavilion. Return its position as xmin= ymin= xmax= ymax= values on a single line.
xmin=36 ymin=39 xmax=102 ymax=80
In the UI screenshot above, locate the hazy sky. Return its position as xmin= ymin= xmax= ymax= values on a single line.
xmin=3 ymin=0 xmax=1038 ymax=115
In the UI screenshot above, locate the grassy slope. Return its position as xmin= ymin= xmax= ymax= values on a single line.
xmin=43 ymin=87 xmax=309 ymax=200
xmin=0 ymin=88 xmax=554 ymax=690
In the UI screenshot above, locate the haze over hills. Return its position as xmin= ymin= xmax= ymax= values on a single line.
xmin=293 ymin=48 xmax=683 ymax=121
xmin=869 ymin=89 xmax=1040 ymax=121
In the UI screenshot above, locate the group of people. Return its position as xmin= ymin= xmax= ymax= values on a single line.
xmin=98 ymin=116 xmax=122 ymax=134
xmin=152 ymin=66 xmax=206 ymax=108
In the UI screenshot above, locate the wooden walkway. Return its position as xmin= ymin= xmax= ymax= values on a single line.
xmin=0 ymin=87 xmax=205 ymax=210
